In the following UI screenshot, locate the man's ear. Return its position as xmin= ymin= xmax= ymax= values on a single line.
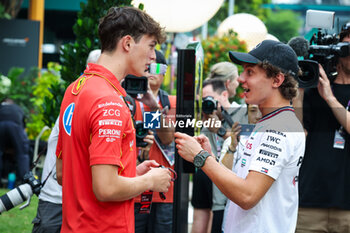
xmin=120 ymin=35 xmax=134 ymax=52
xmin=222 ymin=90 xmax=229 ymax=99
xmin=272 ymin=73 xmax=285 ymax=88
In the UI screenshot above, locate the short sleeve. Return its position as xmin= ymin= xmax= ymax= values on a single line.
xmin=88 ymin=96 xmax=132 ymax=166
xmin=249 ymin=130 xmax=288 ymax=180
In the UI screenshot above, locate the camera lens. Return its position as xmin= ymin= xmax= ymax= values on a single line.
xmin=202 ymin=96 xmax=217 ymax=114
xmin=135 ymin=121 xmax=148 ymax=147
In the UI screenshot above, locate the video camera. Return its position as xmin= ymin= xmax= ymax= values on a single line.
xmin=0 ymin=171 xmax=41 ymax=214
xmin=291 ymin=10 xmax=350 ymax=88
xmin=122 ymin=63 xmax=167 ymax=147
xmin=202 ymin=96 xmax=234 ymax=127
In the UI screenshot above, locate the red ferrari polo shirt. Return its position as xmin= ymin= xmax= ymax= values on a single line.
xmin=56 ymin=63 xmax=136 ymax=233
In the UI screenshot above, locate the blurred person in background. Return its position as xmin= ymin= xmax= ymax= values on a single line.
xmin=134 ymin=49 xmax=177 ymax=233
xmin=0 ymin=98 xmax=30 ymax=184
xmin=296 ymin=23 xmax=350 ymax=233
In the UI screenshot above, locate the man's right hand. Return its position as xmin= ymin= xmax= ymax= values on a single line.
xmin=146 ymin=167 xmax=172 ymax=193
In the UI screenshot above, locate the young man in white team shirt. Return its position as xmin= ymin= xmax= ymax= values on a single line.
xmin=175 ymin=40 xmax=305 ymax=233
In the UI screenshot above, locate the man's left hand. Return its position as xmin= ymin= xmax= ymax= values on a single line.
xmin=136 ymin=160 xmax=159 ymax=176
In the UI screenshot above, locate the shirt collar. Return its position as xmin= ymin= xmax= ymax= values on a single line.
xmin=84 ymin=63 xmax=127 ymax=97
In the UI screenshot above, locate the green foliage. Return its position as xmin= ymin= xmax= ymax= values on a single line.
xmin=0 ymin=2 xmax=11 ymax=19
xmin=264 ymin=10 xmax=302 ymax=43
xmin=201 ymin=31 xmax=247 ymax=77
xmin=60 ymin=0 xmax=132 ymax=84
xmin=208 ymin=0 xmax=272 ymax=36
xmin=0 ymin=67 xmax=38 ymax=117
xmin=201 ymin=31 xmax=247 ymax=102
xmin=235 ymin=0 xmax=271 ymax=22
xmin=26 ymin=62 xmax=64 ymax=140
xmin=0 ymin=188 xmax=38 ymax=233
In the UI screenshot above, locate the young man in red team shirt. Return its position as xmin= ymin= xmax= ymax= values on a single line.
xmin=56 ymin=7 xmax=172 ymax=233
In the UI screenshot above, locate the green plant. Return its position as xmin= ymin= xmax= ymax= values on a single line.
xmin=201 ymin=31 xmax=247 ymax=77
xmin=26 ymin=62 xmax=64 ymax=140
xmin=264 ymin=10 xmax=302 ymax=43
xmin=60 ymin=0 xmax=132 ymax=84
xmin=201 ymin=31 xmax=247 ymax=102
xmin=207 ymin=0 xmax=272 ymax=36
xmin=0 ymin=67 xmax=38 ymax=117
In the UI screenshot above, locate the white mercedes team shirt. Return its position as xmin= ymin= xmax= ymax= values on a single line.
xmin=223 ymin=107 xmax=305 ymax=233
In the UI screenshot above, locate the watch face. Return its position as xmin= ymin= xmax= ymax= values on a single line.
xmin=194 ymin=151 xmax=210 ymax=168
xmin=193 ymin=155 xmax=203 ymax=168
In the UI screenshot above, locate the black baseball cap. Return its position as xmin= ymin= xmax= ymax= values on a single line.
xmin=155 ymin=50 xmax=167 ymax=65
xmin=229 ymin=40 xmax=299 ymax=78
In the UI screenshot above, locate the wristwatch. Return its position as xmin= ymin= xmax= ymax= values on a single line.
xmin=193 ymin=150 xmax=211 ymax=168
xmin=217 ymin=126 xmax=227 ymax=137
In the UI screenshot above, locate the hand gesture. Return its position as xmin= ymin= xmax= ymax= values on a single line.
xmin=229 ymin=122 xmax=241 ymax=151
xmin=136 ymin=160 xmax=159 ymax=176
xmin=317 ymin=64 xmax=334 ymax=102
xmin=147 ymin=167 xmax=172 ymax=193
xmin=174 ymin=132 xmax=205 ymax=163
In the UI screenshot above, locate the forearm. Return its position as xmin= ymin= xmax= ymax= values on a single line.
xmin=92 ymin=165 xmax=153 ymax=202
xmin=56 ymin=158 xmax=62 ymax=185
xmin=201 ymin=156 xmax=258 ymax=210
xmin=326 ymin=97 xmax=350 ymax=134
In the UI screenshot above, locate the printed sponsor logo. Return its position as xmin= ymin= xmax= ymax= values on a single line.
xmin=103 ymin=109 xmax=121 ymax=117
xmin=261 ymin=167 xmax=269 ymax=174
xmin=243 ymin=152 xmax=251 ymax=157
xmin=256 ymin=157 xmax=275 ymax=166
xmin=99 ymin=128 xmax=121 ymax=138
xmin=63 ymin=103 xmax=75 ymax=136
xmin=259 ymin=149 xmax=279 ymax=159
xmin=266 ymin=129 xmax=286 ymax=137
xmin=98 ymin=102 xmax=123 ymax=108
xmin=106 ymin=138 xmax=116 ymax=142
xmin=261 ymin=143 xmax=282 ymax=152
xmin=245 ymin=142 xmax=252 ymax=150
xmin=99 ymin=119 xmax=122 ymax=126
xmin=241 ymin=158 xmax=246 ymax=168
xmin=266 ymin=135 xmax=281 ymax=144
xmin=3 ymin=37 xmax=29 ymax=47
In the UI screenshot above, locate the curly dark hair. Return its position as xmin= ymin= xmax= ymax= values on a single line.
xmin=259 ymin=61 xmax=300 ymax=100
xmin=98 ymin=6 xmax=166 ymax=52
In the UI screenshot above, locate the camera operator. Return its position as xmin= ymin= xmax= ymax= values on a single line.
xmin=296 ymin=23 xmax=350 ymax=232
xmin=192 ymin=76 xmax=247 ymax=233
xmin=134 ymin=49 xmax=177 ymax=233
xmin=55 ymin=7 xmax=172 ymax=233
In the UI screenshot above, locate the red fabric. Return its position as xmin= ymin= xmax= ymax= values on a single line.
xmin=135 ymin=95 xmax=176 ymax=203
xmin=56 ymin=63 xmax=136 ymax=233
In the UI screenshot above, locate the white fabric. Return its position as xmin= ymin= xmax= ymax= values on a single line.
xmin=223 ymin=108 xmax=305 ymax=233
xmin=38 ymin=117 xmax=62 ymax=204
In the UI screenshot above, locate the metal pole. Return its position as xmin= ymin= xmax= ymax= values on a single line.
xmin=228 ymin=0 xmax=234 ymax=16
